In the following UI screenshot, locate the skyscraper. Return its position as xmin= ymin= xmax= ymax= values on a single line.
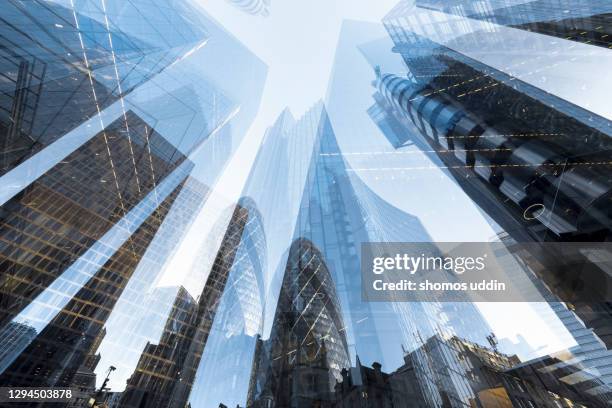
xmin=245 ymin=105 xmax=357 ymax=407
xmin=82 ymin=176 xmax=210 ymax=394
xmin=0 ymin=110 xmax=192 ymax=387
xmin=497 ymin=233 xmax=612 ymax=401
xmin=247 ymin=238 xmax=351 ymax=407
xmin=416 ymin=0 xmax=612 ymax=49
xmin=377 ymin=0 xmax=612 ymax=347
xmin=354 ymin=0 xmax=612 ymax=401
xmin=0 ymin=0 xmax=207 ymax=178
xmin=0 ymin=0 xmax=267 ymax=401
xmin=244 ymin=101 xmax=497 ymax=407
xmin=119 ymin=196 xmax=266 ymax=408
xmin=189 ymin=196 xmax=267 ymax=407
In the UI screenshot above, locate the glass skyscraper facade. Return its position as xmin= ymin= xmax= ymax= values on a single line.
xmin=361 ymin=0 xmax=612 ymax=405
xmin=0 ymin=0 xmax=267 ymax=405
xmin=2 ymin=1 xmax=612 ymax=407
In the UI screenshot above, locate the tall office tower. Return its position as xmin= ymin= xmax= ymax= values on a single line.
xmin=244 ymin=102 xmax=497 ymax=406
xmin=352 ymin=161 xmax=495 ymax=355
xmin=0 ymin=110 xmax=192 ymax=388
xmin=248 ymin=238 xmax=351 ymax=407
xmin=240 ymin=104 xmax=406 ymax=370
xmin=119 ymin=198 xmax=258 ymax=408
xmin=301 ymin=104 xmax=493 ymax=364
xmin=415 ymin=0 xmax=612 ymax=49
xmin=85 ymin=176 xmax=210 ymax=392
xmin=496 ymin=232 xmax=612 ymax=402
xmin=226 ymin=0 xmax=271 ymax=16
xmin=241 ymin=105 xmax=359 ymax=406
xmin=292 ymin=104 xmax=404 ymax=367
xmin=0 ymin=0 xmax=267 ymax=399
xmin=379 ymin=1 xmax=612 ymax=349
xmin=365 ymin=1 xmax=612 ymax=402
xmin=190 ymin=197 xmax=266 ymax=408
xmin=0 ymin=110 xmax=191 ymax=323
xmin=0 ymin=0 xmax=207 ymax=177
xmin=332 ymin=18 xmax=506 ymax=364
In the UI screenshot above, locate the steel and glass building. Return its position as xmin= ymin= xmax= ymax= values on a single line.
xmin=356 ymin=0 xmax=612 ymax=403
xmin=118 ymin=200 xmax=254 ymax=408
xmin=0 ymin=111 xmax=192 ymax=387
xmin=187 ymin=197 xmax=267 ymax=408
xmin=241 ymin=102 xmax=499 ymax=407
xmin=416 ymin=0 xmax=612 ymax=49
xmin=2 ymin=0 xmax=611 ymax=407
xmin=0 ymin=0 xmax=267 ymax=404
xmin=0 ymin=0 xmax=205 ymax=177
xmin=247 ymin=238 xmax=351 ymax=407
xmin=243 ymin=105 xmax=354 ymax=407
xmin=380 ymin=0 xmax=612 ymax=337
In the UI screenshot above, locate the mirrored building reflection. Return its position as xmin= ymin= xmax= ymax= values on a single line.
xmin=237 ymin=103 xmax=505 ymax=407
xmin=118 ymin=200 xmax=253 ymax=408
xmin=357 ymin=0 xmax=612 ymax=403
xmin=247 ymin=238 xmax=351 ymax=407
xmin=2 ymin=0 xmax=612 ymax=407
xmin=418 ymin=0 xmax=612 ymax=49
xmin=188 ymin=197 xmax=266 ymax=408
xmin=0 ymin=0 xmax=267 ymax=405
xmin=0 ymin=111 xmax=192 ymax=386
xmin=0 ymin=0 xmax=207 ymax=179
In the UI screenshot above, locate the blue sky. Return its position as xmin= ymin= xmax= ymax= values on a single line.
xmin=199 ymin=0 xmax=399 ymax=132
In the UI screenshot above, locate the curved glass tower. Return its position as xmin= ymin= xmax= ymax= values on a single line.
xmin=247 ymin=238 xmax=351 ymax=407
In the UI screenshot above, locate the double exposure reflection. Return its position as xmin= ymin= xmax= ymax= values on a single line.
xmin=1 ymin=0 xmax=612 ymax=408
